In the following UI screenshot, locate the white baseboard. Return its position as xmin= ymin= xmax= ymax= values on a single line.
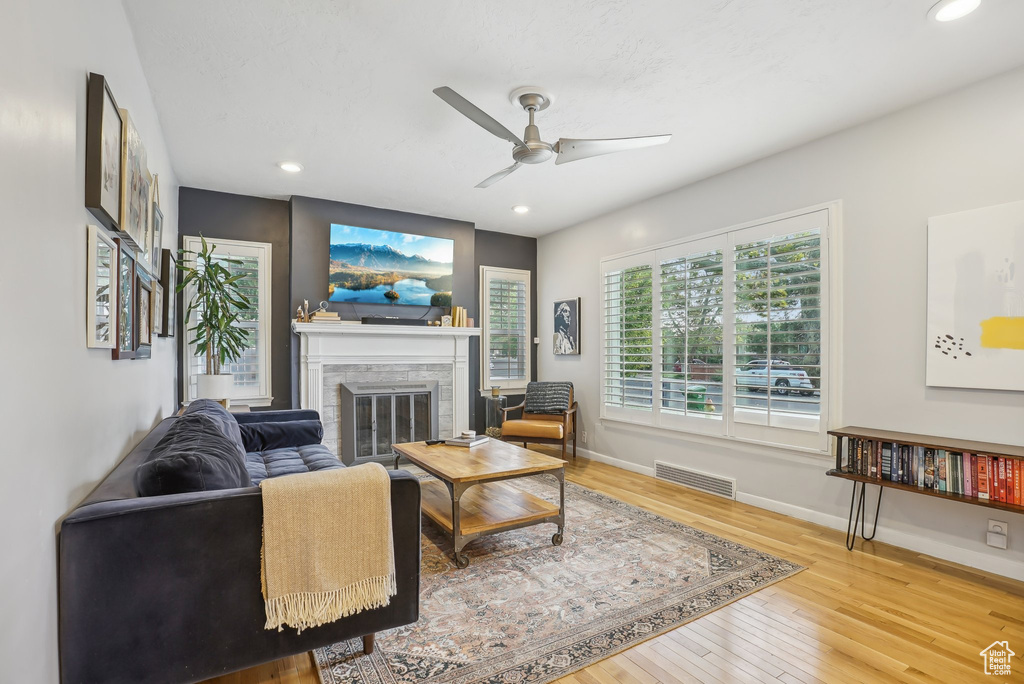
xmin=574 ymin=450 xmax=1024 ymax=582
xmin=576 ymin=446 xmax=655 ymax=477
xmin=735 ymin=492 xmax=1024 ymax=582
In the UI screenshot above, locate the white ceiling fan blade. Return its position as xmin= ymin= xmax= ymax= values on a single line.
xmin=554 ymin=134 xmax=671 ymax=165
xmin=433 ymin=86 xmax=527 ymax=149
xmin=475 ymin=162 xmax=521 ymax=189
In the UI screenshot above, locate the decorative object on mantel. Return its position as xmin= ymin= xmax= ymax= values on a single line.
xmin=553 ymin=297 xmax=581 ymax=355
xmin=449 ymin=305 xmax=470 ymax=327
xmin=135 ymin=266 xmax=152 ymax=359
xmin=84 ymin=73 xmax=123 ymax=233
xmin=440 ymin=314 xmax=452 ymax=327
xmin=112 ymin=238 xmax=136 ymax=360
xmin=926 ymin=199 xmax=1024 ymax=392
xmin=484 ymin=386 xmax=505 ymax=438
xmin=313 ymin=473 xmax=801 ymax=684
xmin=86 ymin=225 xmax=117 ymax=349
xmin=178 ymin=236 xmax=253 ymax=405
xmin=117 ymin=108 xmax=149 ymax=253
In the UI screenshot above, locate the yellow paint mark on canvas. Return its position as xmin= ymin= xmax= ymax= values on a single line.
xmin=980 ymin=317 xmax=1024 ymax=350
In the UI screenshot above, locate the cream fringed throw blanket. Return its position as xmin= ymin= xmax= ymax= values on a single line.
xmin=259 ymin=463 xmax=396 ymax=633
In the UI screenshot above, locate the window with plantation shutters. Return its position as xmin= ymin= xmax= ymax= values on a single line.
xmin=602 ymin=259 xmax=654 ymax=419
xmin=659 ymin=244 xmax=725 ymax=428
xmin=731 ymin=216 xmax=824 ymax=438
xmin=183 ymin=236 xmax=273 ymax=406
xmin=480 ymin=266 xmax=531 ymax=391
xmin=600 ymin=205 xmax=834 ymax=451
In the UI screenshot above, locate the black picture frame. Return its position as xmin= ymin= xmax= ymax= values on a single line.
xmin=159 ymin=248 xmax=176 ymax=338
xmin=85 ymin=73 xmax=123 ymax=233
xmin=553 ymin=297 xmax=581 ymax=355
xmin=135 ymin=266 xmax=152 ymax=359
xmin=112 ymin=238 xmax=136 ymax=360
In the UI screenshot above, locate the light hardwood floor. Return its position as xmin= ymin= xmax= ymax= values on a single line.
xmin=207 ymin=450 xmax=1024 ymax=683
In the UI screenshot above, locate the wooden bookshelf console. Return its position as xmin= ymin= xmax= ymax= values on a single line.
xmin=827 ymin=426 xmax=1024 ymax=550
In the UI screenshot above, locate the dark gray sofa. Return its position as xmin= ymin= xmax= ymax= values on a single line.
xmin=58 ymin=404 xmax=421 ymax=684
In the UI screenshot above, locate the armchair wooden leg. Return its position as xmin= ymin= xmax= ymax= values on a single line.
xmin=363 ymin=633 xmax=375 ymax=655
xmin=573 ymin=431 xmax=577 ymax=460
xmin=561 ymin=435 xmax=566 ymax=460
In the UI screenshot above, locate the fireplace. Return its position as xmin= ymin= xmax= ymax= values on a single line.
xmin=292 ymin=320 xmax=480 ymax=462
xmin=339 ymin=380 xmax=439 ymax=465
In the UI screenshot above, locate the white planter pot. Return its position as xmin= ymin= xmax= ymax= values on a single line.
xmin=196 ymin=374 xmax=234 ymax=406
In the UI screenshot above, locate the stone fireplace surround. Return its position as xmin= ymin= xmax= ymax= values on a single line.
xmin=292 ymin=321 xmax=481 ymax=457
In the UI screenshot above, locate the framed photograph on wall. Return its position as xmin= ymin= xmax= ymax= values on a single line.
xmin=84 ymin=73 xmax=123 ymax=232
xmin=149 ymin=175 xmax=163 ymax=277
xmin=86 ymin=225 xmax=117 ymax=349
xmin=118 ymin=109 xmax=149 ymax=252
xmin=136 ymin=266 xmax=152 ymax=359
xmin=553 ymin=297 xmax=581 ymax=355
xmin=159 ymin=248 xmax=176 ymax=337
xmin=152 ymin=281 xmax=164 ymax=338
xmin=112 ymin=238 xmax=136 ymax=360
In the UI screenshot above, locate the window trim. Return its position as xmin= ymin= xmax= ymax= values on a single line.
xmin=181 ymin=235 xmax=274 ymax=407
xmin=480 ymin=265 xmax=532 ymax=392
xmin=599 ymin=201 xmax=842 ymax=454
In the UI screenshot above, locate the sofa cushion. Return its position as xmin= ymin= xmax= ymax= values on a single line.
xmin=238 ymin=419 xmax=323 ymax=453
xmin=135 ymin=413 xmax=252 ymax=496
xmin=184 ymin=399 xmax=245 ymax=451
xmin=245 ymin=444 xmax=344 ymax=485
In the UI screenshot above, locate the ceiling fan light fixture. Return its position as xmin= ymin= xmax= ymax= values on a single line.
xmin=512 ymin=205 xmax=530 ymax=214
xmin=278 ymin=161 xmax=303 ymax=173
xmin=927 ymin=0 xmax=981 ymax=22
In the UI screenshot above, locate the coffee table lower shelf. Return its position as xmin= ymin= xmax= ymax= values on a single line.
xmin=420 ymin=479 xmax=563 ymax=567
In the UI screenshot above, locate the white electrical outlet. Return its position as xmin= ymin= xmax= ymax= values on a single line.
xmin=581 ymin=431 xmax=587 ymax=445
xmin=987 ymin=519 xmax=1008 ymax=549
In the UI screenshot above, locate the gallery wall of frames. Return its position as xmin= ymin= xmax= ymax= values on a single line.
xmin=84 ymin=72 xmax=175 ymax=360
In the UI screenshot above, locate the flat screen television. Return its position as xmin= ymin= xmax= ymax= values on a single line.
xmin=328 ymin=224 xmax=454 ymax=307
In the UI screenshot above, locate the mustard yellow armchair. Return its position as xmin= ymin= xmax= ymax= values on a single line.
xmin=500 ymin=381 xmax=577 ymax=460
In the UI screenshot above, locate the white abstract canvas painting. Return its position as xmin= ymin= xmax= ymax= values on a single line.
xmin=927 ymin=199 xmax=1024 ymax=391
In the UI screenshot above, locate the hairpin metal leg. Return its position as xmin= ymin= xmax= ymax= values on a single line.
xmin=861 ymin=485 xmax=882 ymax=541
xmin=845 ymin=480 xmax=883 ymax=550
xmin=845 ymin=481 xmax=862 ymax=551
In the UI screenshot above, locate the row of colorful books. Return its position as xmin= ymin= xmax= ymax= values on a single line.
xmin=840 ymin=438 xmax=1023 ymax=505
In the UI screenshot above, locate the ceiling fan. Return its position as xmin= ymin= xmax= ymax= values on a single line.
xmin=433 ymin=86 xmax=671 ymax=188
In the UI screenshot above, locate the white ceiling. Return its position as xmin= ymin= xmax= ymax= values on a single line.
xmin=124 ymin=0 xmax=1024 ymax=237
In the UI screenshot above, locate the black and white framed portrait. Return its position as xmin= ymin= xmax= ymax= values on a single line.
xmin=553 ymin=297 xmax=580 ymax=355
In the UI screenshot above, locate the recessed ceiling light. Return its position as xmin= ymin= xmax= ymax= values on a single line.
xmin=278 ymin=161 xmax=303 ymax=173
xmin=927 ymin=0 xmax=981 ymax=22
xmin=512 ymin=205 xmax=530 ymax=214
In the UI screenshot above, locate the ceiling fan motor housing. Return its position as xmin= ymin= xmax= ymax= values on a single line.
xmin=513 ymin=123 xmax=554 ymax=164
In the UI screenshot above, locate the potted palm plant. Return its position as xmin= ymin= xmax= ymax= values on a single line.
xmin=178 ymin=236 xmax=253 ymax=406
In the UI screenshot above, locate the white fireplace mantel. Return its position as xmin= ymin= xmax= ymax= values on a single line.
xmin=292 ymin=321 xmax=481 ymax=435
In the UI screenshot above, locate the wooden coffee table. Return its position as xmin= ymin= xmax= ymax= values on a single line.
xmin=392 ymin=440 xmax=566 ymax=568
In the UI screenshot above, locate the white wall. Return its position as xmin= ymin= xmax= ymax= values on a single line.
xmin=0 ymin=1 xmax=179 ymax=681
xmin=539 ymin=66 xmax=1024 ymax=580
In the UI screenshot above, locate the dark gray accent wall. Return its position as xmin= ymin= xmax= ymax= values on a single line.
xmin=288 ymin=196 xmax=479 ymax=422
xmin=177 ymin=188 xmax=291 ymax=410
xmin=176 ymin=190 xmax=539 ymax=432
xmin=473 ymin=229 xmax=538 ymax=432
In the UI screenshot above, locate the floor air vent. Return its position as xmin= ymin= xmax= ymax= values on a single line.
xmin=655 ymin=461 xmax=736 ymax=500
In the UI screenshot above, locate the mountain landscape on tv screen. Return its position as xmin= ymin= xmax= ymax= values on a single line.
xmin=328 ymin=229 xmax=454 ymax=306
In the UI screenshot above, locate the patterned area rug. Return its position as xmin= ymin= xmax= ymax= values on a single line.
xmin=315 ymin=475 xmax=802 ymax=683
